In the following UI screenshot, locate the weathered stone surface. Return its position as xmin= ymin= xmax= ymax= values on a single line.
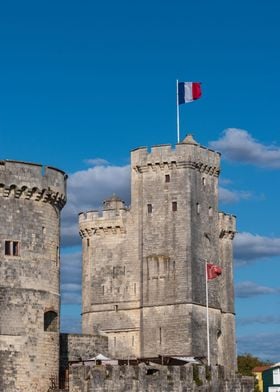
xmin=0 ymin=161 xmax=67 ymax=392
xmin=69 ymin=363 xmax=254 ymax=392
xmin=79 ymin=138 xmax=237 ymax=370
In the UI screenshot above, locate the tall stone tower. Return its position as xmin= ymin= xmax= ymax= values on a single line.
xmin=80 ymin=135 xmax=236 ymax=369
xmin=0 ymin=160 xmax=67 ymax=392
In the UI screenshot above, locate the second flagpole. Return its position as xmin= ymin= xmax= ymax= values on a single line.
xmin=205 ymin=261 xmax=210 ymax=366
xmin=176 ymin=79 xmax=180 ymax=143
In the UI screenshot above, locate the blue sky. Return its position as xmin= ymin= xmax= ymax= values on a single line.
xmin=1 ymin=0 xmax=280 ymax=361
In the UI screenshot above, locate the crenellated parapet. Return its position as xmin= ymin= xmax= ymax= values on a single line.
xmin=0 ymin=160 xmax=67 ymax=209
xmin=219 ymin=212 xmax=236 ymax=240
xmin=131 ymin=135 xmax=220 ymax=177
xmin=79 ymin=205 xmax=128 ymax=238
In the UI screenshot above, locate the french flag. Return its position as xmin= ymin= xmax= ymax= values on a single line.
xmin=178 ymin=82 xmax=202 ymax=104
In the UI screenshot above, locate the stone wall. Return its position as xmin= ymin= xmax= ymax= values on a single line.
xmin=0 ymin=160 xmax=67 ymax=392
xmin=69 ymin=363 xmax=254 ymax=392
xmin=60 ymin=333 xmax=109 ymax=389
xmin=80 ymin=137 xmax=237 ymax=370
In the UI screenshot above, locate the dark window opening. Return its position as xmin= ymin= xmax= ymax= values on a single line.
xmin=44 ymin=311 xmax=58 ymax=332
xmin=114 ymin=305 xmax=118 ymax=312
xmin=87 ymin=238 xmax=90 ymax=247
xmin=165 ymin=174 xmax=170 ymax=183
xmin=5 ymin=241 xmax=19 ymax=256
xmin=147 ymin=204 xmax=152 ymax=213
xmin=172 ymin=201 xmax=177 ymax=212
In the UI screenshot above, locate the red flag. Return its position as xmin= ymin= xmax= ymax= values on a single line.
xmin=207 ymin=263 xmax=222 ymax=280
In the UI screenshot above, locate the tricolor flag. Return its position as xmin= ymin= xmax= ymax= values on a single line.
xmin=178 ymin=82 xmax=202 ymax=104
xmin=207 ymin=263 xmax=222 ymax=280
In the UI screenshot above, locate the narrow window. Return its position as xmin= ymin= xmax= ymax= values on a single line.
xmin=44 ymin=311 xmax=58 ymax=332
xmin=172 ymin=201 xmax=177 ymax=212
xmin=123 ymin=266 xmax=126 ymax=275
xmin=87 ymin=238 xmax=90 ymax=247
xmin=5 ymin=241 xmax=19 ymax=256
xmin=147 ymin=204 xmax=152 ymax=213
xmin=42 ymin=226 xmax=46 ymax=235
xmin=202 ymin=177 xmax=206 ymax=186
xmin=5 ymin=241 xmax=11 ymax=255
xmin=165 ymin=174 xmax=170 ymax=183
xmin=114 ymin=305 xmax=118 ymax=312
xmin=159 ymin=327 xmax=162 ymax=345
xmin=196 ymin=203 xmax=200 ymax=214
xmin=102 ymin=285 xmax=105 ymax=295
xmin=56 ymin=246 xmax=59 ymax=265
xmin=209 ymin=207 xmax=213 ymax=217
xmin=13 ymin=242 xmax=19 ymax=256
xmin=114 ymin=336 xmax=117 ymax=348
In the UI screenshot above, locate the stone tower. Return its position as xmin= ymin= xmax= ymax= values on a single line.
xmin=80 ymin=135 xmax=236 ymax=369
xmin=0 ymin=160 xmax=67 ymax=392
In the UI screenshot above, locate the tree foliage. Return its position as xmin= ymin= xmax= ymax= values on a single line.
xmin=237 ymin=353 xmax=271 ymax=376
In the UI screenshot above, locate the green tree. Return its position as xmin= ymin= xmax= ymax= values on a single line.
xmin=237 ymin=353 xmax=271 ymax=376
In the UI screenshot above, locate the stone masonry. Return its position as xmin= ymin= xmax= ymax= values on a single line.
xmin=79 ymin=135 xmax=237 ymax=370
xmin=0 ymin=160 xmax=67 ymax=392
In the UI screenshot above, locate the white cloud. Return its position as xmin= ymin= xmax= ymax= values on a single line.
xmin=219 ymin=187 xmax=251 ymax=204
xmin=61 ymin=251 xmax=82 ymax=305
xmin=234 ymin=232 xmax=280 ymax=265
xmin=210 ymin=128 xmax=280 ymax=168
xmin=237 ymin=332 xmax=280 ymax=361
xmin=235 ymin=281 xmax=279 ymax=298
xmin=61 ymin=163 xmax=130 ymax=247
xmin=84 ymin=158 xmax=110 ymax=166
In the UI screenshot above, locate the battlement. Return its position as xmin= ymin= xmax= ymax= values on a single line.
xmin=0 ymin=160 xmax=67 ymax=209
xmin=219 ymin=212 xmax=236 ymax=239
xmin=79 ymin=210 xmax=128 ymax=238
xmin=131 ymin=136 xmax=220 ymax=176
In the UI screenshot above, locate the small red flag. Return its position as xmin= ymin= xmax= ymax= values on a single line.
xmin=207 ymin=263 xmax=222 ymax=280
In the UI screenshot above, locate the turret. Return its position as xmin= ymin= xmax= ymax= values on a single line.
xmin=0 ymin=160 xmax=67 ymax=392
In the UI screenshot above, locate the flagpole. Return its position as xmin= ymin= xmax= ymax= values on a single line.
xmin=176 ymin=79 xmax=180 ymax=143
xmin=205 ymin=262 xmax=210 ymax=366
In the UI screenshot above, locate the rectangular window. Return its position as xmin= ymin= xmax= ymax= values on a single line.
xmin=273 ymin=368 xmax=280 ymax=384
xmin=172 ymin=201 xmax=177 ymax=212
xmin=147 ymin=204 xmax=152 ymax=213
xmin=165 ymin=174 xmax=170 ymax=183
xmin=5 ymin=241 xmax=19 ymax=256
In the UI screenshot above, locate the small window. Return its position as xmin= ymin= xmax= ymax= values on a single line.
xmin=44 ymin=311 xmax=58 ymax=332
xmin=5 ymin=241 xmax=19 ymax=256
xmin=209 ymin=207 xmax=213 ymax=217
xmin=159 ymin=327 xmax=162 ymax=345
xmin=165 ymin=174 xmax=170 ymax=183
xmin=114 ymin=305 xmax=118 ymax=312
xmin=172 ymin=201 xmax=177 ymax=212
xmin=147 ymin=204 xmax=152 ymax=213
xmin=202 ymin=177 xmax=206 ymax=186
xmin=196 ymin=203 xmax=200 ymax=214
xmin=87 ymin=238 xmax=90 ymax=247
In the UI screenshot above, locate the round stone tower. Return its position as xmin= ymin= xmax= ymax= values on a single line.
xmin=0 ymin=160 xmax=67 ymax=392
